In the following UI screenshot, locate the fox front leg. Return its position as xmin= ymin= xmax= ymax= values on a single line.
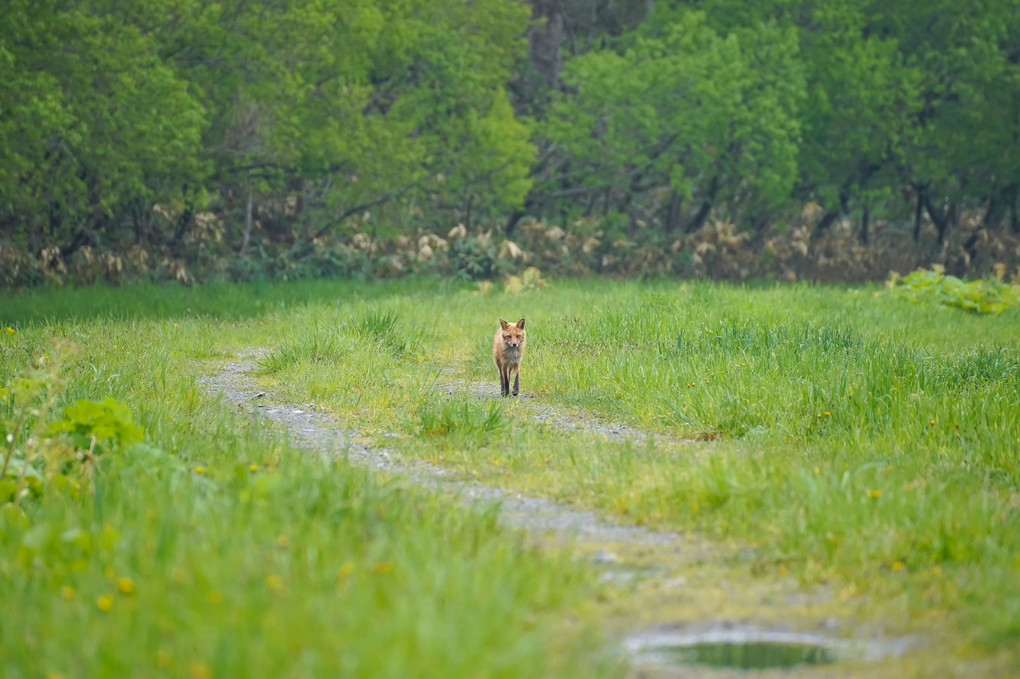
xmin=500 ymin=366 xmax=510 ymax=396
xmin=512 ymin=364 xmax=520 ymax=397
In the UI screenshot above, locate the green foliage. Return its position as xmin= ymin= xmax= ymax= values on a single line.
xmin=47 ymin=397 xmax=145 ymax=454
xmin=548 ymin=9 xmax=804 ymax=227
xmin=893 ymin=267 xmax=1020 ymax=314
xmin=3 ymin=0 xmax=1020 ymax=286
xmin=0 ymin=283 xmax=612 ymax=679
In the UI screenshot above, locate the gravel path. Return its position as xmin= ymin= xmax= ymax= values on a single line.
xmin=199 ymin=350 xmax=920 ymax=676
xmin=199 ymin=350 xmax=682 ymax=547
xmin=433 ymin=363 xmax=691 ymax=446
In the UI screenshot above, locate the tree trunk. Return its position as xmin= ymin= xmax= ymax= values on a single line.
xmin=504 ymin=210 xmax=525 ymax=235
xmin=240 ymin=187 xmax=253 ymax=255
xmin=921 ymin=194 xmax=950 ymax=245
xmin=812 ymin=182 xmax=850 ymax=240
xmin=685 ymin=176 xmax=719 ymax=233
xmin=527 ymin=0 xmax=565 ymax=89
xmin=913 ymin=185 xmax=925 ymax=241
xmin=664 ymin=191 xmax=682 ymax=234
xmin=1010 ymin=185 xmax=1020 ymax=234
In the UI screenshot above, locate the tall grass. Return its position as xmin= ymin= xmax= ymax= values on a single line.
xmin=0 ymin=292 xmax=615 ymax=678
xmin=4 ymin=275 xmax=1020 ymax=670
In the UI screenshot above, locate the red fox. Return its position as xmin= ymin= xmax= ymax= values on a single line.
xmin=493 ymin=318 xmax=526 ymax=397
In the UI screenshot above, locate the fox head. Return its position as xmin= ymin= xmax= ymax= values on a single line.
xmin=499 ymin=318 xmax=526 ymax=348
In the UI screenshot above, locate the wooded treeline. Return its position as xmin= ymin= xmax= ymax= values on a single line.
xmin=2 ymin=0 xmax=1019 ymax=285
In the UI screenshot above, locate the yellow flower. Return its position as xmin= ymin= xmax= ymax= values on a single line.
xmin=867 ymin=489 xmax=882 ymax=499
xmin=249 ymin=464 xmax=258 ymax=472
xmin=45 ymin=673 xmax=64 ymax=679
xmin=194 ymin=466 xmax=205 ymax=474
xmin=266 ymin=574 xmax=285 ymax=594
xmin=929 ymin=419 xmax=936 ymax=425
xmin=371 ymin=562 xmax=393 ymax=575
xmin=155 ymin=648 xmax=173 ymax=668
xmin=96 ymin=594 xmax=114 ymax=612
xmin=824 ymin=411 xmax=831 ymax=416
xmin=4 ymin=326 xmax=13 ymax=335
xmin=188 ymin=662 xmax=212 ymax=679
xmin=117 ymin=577 xmax=135 ymax=594
xmin=891 ymin=561 xmax=905 ymax=571
xmin=60 ymin=585 xmax=75 ymax=599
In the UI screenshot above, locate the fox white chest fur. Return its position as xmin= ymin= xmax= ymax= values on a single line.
xmin=501 ymin=343 xmax=522 ymax=365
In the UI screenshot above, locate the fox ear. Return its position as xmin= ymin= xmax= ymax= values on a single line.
xmin=499 ymin=318 xmax=509 ymax=330
xmin=517 ymin=318 xmax=525 ymax=329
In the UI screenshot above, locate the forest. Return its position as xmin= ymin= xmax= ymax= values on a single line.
xmin=2 ymin=0 xmax=1019 ymax=285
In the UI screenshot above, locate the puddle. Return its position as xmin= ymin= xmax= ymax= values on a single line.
xmin=635 ymin=640 xmax=834 ymax=671
xmin=625 ymin=624 xmax=916 ymax=674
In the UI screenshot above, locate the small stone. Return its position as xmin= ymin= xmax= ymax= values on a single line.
xmin=592 ymin=550 xmax=618 ymax=564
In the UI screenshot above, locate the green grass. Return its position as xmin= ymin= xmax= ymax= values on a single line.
xmin=0 ymin=288 xmax=615 ymax=678
xmin=3 ymin=276 xmax=1020 ymax=674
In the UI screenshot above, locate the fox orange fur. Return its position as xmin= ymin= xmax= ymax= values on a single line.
xmin=493 ymin=318 xmax=526 ymax=397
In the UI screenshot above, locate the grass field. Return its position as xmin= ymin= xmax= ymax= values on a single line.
xmin=2 ymin=276 xmax=1019 ymax=676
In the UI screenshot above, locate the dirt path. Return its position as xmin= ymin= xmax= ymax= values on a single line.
xmin=199 ymin=350 xmax=921 ymax=678
xmin=433 ymin=360 xmax=690 ymax=446
xmin=199 ymin=351 xmax=682 ymax=547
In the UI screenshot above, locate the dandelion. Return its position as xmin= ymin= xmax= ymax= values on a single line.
xmin=371 ymin=562 xmax=394 ymax=575
xmin=194 ymin=466 xmax=205 ymax=474
xmin=60 ymin=585 xmax=75 ymax=599
xmin=188 ymin=662 xmax=212 ymax=679
xmin=155 ymin=649 xmax=173 ymax=668
xmin=930 ymin=419 xmax=936 ymax=425
xmin=824 ymin=411 xmax=831 ymax=416
xmin=867 ymin=489 xmax=882 ymax=499
xmin=266 ymin=574 xmax=285 ymax=595
xmin=172 ymin=323 xmax=178 ymax=328
xmin=891 ymin=561 xmax=905 ymax=571
xmin=96 ymin=594 xmax=114 ymax=612
xmin=117 ymin=577 xmax=135 ymax=594
xmin=249 ymin=464 xmax=258 ymax=472
xmin=4 ymin=326 xmax=14 ymax=335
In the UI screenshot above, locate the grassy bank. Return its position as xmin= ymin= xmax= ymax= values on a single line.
xmin=0 ymin=280 xmax=615 ymax=678
xmin=3 ymin=276 xmax=1019 ymax=673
